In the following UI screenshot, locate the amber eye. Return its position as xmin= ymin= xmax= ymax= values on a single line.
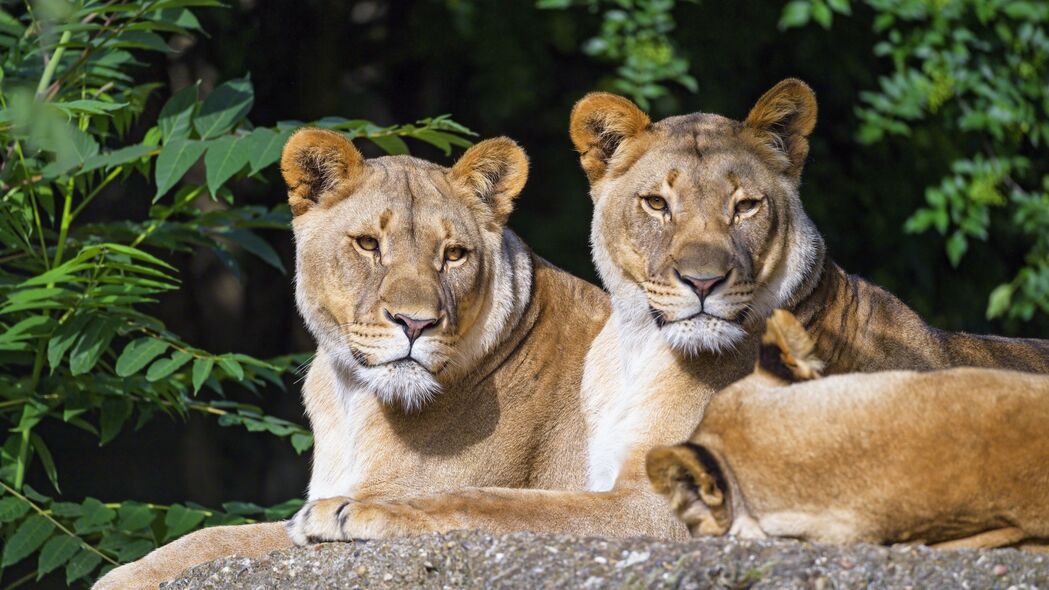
xmin=641 ymin=195 xmax=668 ymax=212
xmin=356 ymin=236 xmax=379 ymax=252
xmin=444 ymin=246 xmax=467 ymax=262
xmin=734 ymin=198 xmax=762 ymax=217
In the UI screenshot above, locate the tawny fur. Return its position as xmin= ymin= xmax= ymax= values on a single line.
xmin=571 ymin=79 xmax=1049 ymax=375
xmin=96 ymin=80 xmax=1049 ymax=588
xmin=96 ymin=129 xmax=695 ymax=590
xmin=647 ymin=312 xmax=1049 ymax=548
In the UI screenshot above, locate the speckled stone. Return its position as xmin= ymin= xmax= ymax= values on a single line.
xmin=162 ymin=530 xmax=1049 ymax=589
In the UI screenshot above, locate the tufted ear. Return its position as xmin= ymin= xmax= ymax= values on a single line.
xmin=281 ymin=128 xmax=365 ymax=216
xmin=646 ymin=444 xmax=731 ymax=537
xmin=743 ymin=79 xmax=817 ymax=181
xmin=570 ymin=92 xmax=651 ymax=184
xmin=450 ymin=137 xmax=529 ymax=226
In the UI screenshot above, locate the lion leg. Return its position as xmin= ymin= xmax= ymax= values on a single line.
xmin=287 ymin=482 xmax=688 ymax=544
xmin=931 ymin=527 xmax=1028 ymax=551
xmin=91 ymin=521 xmax=292 ymax=590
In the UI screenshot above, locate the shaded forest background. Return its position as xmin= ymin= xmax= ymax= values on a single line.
xmin=34 ymin=0 xmax=1048 ymax=538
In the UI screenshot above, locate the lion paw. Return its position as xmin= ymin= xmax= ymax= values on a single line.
xmin=286 ymin=497 xmax=357 ymax=545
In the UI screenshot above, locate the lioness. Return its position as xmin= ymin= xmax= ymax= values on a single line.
xmin=647 ymin=309 xmax=1049 ymax=548
xmin=94 ymin=130 xmax=615 ymax=589
xmin=569 ymin=78 xmax=1049 ymax=375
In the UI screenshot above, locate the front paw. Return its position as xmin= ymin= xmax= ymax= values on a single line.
xmin=286 ymin=497 xmax=356 ymax=545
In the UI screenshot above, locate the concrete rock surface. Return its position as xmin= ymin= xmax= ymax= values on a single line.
xmin=163 ymin=530 xmax=1049 ymax=589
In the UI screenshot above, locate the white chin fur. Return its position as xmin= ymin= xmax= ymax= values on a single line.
xmin=661 ymin=315 xmax=748 ymax=355
xmin=355 ymin=362 xmax=441 ymax=412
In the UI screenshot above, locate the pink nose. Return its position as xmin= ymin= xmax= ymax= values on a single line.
xmin=389 ymin=313 xmax=438 ymax=344
xmin=679 ymin=273 xmax=727 ymax=301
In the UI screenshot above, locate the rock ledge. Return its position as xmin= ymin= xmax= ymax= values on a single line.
xmin=164 ymin=530 xmax=1049 ymax=589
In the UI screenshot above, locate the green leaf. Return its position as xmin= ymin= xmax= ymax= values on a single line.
xmin=51 ymin=502 xmax=82 ymax=518
xmin=217 ymin=356 xmax=244 ymax=380
xmin=65 ymin=548 xmax=102 ymax=584
xmin=263 ymin=498 xmax=304 ymax=521
xmin=154 ymin=138 xmax=207 ymax=200
xmin=146 ymin=350 xmax=194 ymax=382
xmin=69 ymin=317 xmax=119 ymax=376
xmin=945 ymin=231 xmax=968 ymax=267
xmin=245 ymin=127 xmax=293 ymax=174
xmin=290 ymin=432 xmax=313 ymax=454
xmin=0 ymin=496 xmax=29 ymax=523
xmin=987 ymin=284 xmax=1014 ymax=319
xmin=779 ymin=0 xmax=812 ymax=29
xmin=204 ymin=134 xmax=250 ymax=195
xmin=112 ymin=30 xmax=171 ymax=52
xmin=221 ymin=501 xmax=263 ymax=515
xmin=37 ymin=535 xmax=81 ymax=578
xmin=82 ymin=143 xmax=156 ymax=173
xmin=811 ymin=0 xmax=832 ymax=27
xmin=2 ymin=515 xmax=56 ymax=567
xmin=43 ymin=317 xmax=80 ymax=362
xmin=159 ymin=82 xmax=199 ymax=142
xmin=74 ymin=498 xmax=116 ymax=534
xmin=194 ymin=77 xmax=255 ymax=139
xmin=164 ymin=504 xmax=206 ymax=541
xmin=192 ymin=357 xmax=214 ymax=394
xmin=117 ymin=503 xmax=156 ymax=532
xmin=115 ymin=338 xmax=170 ymax=377
xmin=99 ymin=398 xmax=133 ymax=445
xmin=224 ymin=228 xmax=285 ymax=273
xmin=826 ymin=0 xmax=851 ymax=14
xmin=154 ymin=7 xmax=203 ymax=31
xmin=369 ymin=134 xmax=409 ymax=155
xmin=29 ymin=432 xmax=60 ymax=492
xmin=52 ymin=100 xmax=129 ymax=117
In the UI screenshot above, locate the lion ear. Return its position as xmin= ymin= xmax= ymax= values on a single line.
xmin=450 ymin=137 xmax=529 ymax=226
xmin=743 ymin=79 xmax=817 ymax=180
xmin=646 ymin=444 xmax=730 ymax=536
xmin=570 ymin=92 xmax=651 ymax=184
xmin=762 ymin=309 xmax=824 ymax=381
xmin=281 ymin=128 xmax=365 ymax=216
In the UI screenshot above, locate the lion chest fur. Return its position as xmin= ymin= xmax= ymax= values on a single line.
xmin=582 ymin=310 xmax=681 ymax=491
xmin=303 ymin=257 xmax=610 ymax=501
xmin=697 ymin=368 xmax=1049 ymax=544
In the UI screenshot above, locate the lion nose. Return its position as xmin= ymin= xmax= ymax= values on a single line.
xmin=677 ymin=272 xmax=728 ymax=302
xmin=387 ymin=311 xmax=439 ymax=345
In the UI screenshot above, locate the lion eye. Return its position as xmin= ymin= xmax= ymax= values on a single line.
xmin=356 ymin=236 xmax=379 ymax=252
xmin=641 ymin=195 xmax=668 ymax=212
xmin=734 ymin=198 xmax=762 ymax=216
xmin=444 ymin=246 xmax=467 ymax=262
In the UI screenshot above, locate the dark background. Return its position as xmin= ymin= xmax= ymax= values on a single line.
xmin=46 ymin=0 xmax=1047 ymax=513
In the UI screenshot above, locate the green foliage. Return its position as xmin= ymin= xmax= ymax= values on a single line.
xmin=782 ymin=0 xmax=1049 ymax=320
xmin=537 ymin=0 xmax=698 ymax=108
xmin=0 ymin=0 xmax=474 ymax=586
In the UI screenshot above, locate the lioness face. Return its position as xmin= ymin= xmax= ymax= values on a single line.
xmin=571 ymin=80 xmax=824 ymax=355
xmin=282 ymin=130 xmax=528 ymax=409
